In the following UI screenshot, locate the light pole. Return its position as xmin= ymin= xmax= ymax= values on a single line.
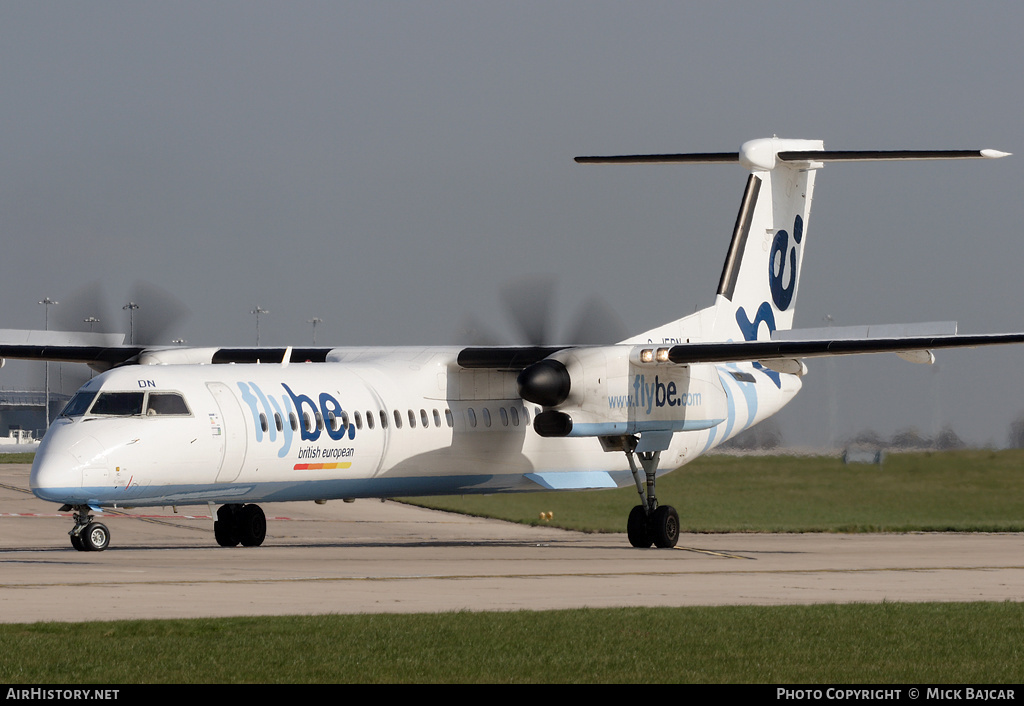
xmin=123 ymin=302 xmax=139 ymax=345
xmin=251 ymin=307 xmax=268 ymax=346
xmin=83 ymin=317 xmax=100 ymax=380
xmin=307 ymin=317 xmax=323 ymax=345
xmin=38 ymin=297 xmax=58 ymax=430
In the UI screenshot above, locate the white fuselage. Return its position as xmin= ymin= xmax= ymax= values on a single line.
xmin=30 ymin=346 xmax=801 ymax=509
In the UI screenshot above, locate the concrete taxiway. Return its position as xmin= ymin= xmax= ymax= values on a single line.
xmin=1 ymin=463 xmax=1021 ymax=623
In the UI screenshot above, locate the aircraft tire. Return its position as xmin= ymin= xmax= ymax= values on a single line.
xmin=215 ymin=505 xmax=241 ymax=547
xmin=627 ymin=505 xmax=653 ymax=548
xmin=651 ymin=505 xmax=680 ymax=549
xmin=238 ymin=504 xmax=267 ymax=547
xmin=214 ymin=521 xmax=239 ymax=547
xmin=81 ymin=522 xmax=110 ymax=552
xmin=70 ymin=532 xmax=85 ymax=551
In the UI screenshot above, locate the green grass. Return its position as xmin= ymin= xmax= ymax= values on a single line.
xmin=403 ymin=449 xmax=1024 ymax=533
xmin=5 ymin=449 xmax=1023 ymax=683
xmin=0 ymin=452 xmax=35 ymax=464
xmin=2 ymin=603 xmax=1022 ymax=683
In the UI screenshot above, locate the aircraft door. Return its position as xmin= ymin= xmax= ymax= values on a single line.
xmin=207 ymin=382 xmax=248 ymax=483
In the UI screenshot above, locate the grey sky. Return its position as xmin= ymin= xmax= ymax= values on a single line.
xmin=1 ymin=2 xmax=1022 ymax=447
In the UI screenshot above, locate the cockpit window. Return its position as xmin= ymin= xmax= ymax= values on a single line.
xmin=145 ymin=392 xmax=191 ymax=416
xmin=90 ymin=392 xmax=145 ymax=416
xmin=60 ymin=390 xmax=99 ymax=418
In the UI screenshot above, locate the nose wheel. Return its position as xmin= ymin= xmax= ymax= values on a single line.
xmin=69 ymin=508 xmax=110 ymax=552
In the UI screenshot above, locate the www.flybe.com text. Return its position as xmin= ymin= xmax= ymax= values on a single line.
xmin=607 ymin=374 xmax=701 ymax=414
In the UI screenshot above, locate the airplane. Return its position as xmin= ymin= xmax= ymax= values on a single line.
xmin=9 ymin=136 xmax=1024 ymax=552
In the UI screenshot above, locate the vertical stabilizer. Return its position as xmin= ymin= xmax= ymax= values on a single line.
xmin=711 ymin=137 xmax=822 ymax=343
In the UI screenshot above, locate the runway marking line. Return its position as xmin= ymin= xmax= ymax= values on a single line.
xmin=676 ymin=545 xmax=754 ymax=559
xmin=3 ymin=565 xmax=1023 ymax=590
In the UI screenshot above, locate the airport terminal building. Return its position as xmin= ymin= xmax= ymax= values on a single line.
xmin=0 ymin=390 xmax=69 ymax=444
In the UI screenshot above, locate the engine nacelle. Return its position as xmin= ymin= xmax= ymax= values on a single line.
xmin=519 ymin=346 xmax=728 ymax=438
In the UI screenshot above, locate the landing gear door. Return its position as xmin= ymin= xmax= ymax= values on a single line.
xmin=207 ymin=382 xmax=247 ymax=483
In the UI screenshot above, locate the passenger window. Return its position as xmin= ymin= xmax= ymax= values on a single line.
xmin=145 ymin=392 xmax=191 ymax=416
xmin=90 ymin=392 xmax=145 ymax=416
xmin=510 ymin=406 xmax=519 ymax=426
xmin=275 ymin=413 xmax=283 ymax=432
xmin=341 ymin=411 xmax=350 ymax=430
xmin=432 ymin=409 xmax=441 ymax=427
xmin=366 ymin=411 xmax=375 ymax=430
xmin=482 ymin=408 xmax=491 ymax=428
xmin=393 ymin=410 xmax=403 ymax=429
xmin=354 ymin=411 xmax=363 ymax=430
xmin=408 ymin=409 xmax=416 ymax=428
xmin=259 ymin=413 xmax=269 ymax=432
xmin=380 ymin=410 xmax=388 ymax=429
xmin=523 ymin=406 xmax=531 ymax=425
xmin=328 ymin=412 xmax=338 ymax=431
xmin=467 ymin=408 xmax=477 ymax=428
xmin=290 ymin=413 xmax=299 ymax=432
xmin=499 ymin=408 xmax=508 ymax=426
xmin=444 ymin=409 xmax=453 ymax=428
xmin=420 ymin=409 xmax=429 ymax=427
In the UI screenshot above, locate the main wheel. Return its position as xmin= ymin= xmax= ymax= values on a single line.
xmin=238 ymin=504 xmax=267 ymax=547
xmin=651 ymin=505 xmax=680 ymax=549
xmin=215 ymin=505 xmax=240 ymax=547
xmin=627 ymin=505 xmax=653 ymax=548
xmin=81 ymin=522 xmax=110 ymax=552
xmin=70 ymin=532 xmax=85 ymax=551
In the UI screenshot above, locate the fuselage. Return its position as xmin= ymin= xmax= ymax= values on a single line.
xmin=30 ymin=346 xmax=801 ymax=509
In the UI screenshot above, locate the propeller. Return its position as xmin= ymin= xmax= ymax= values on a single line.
xmin=126 ymin=281 xmax=190 ymax=346
xmin=37 ymin=281 xmax=192 ymax=395
xmin=53 ymin=282 xmax=114 ymax=334
xmin=53 ymin=280 xmax=190 ymax=346
xmin=458 ymin=274 xmax=629 ymax=346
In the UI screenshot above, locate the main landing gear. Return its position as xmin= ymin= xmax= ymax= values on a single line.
xmin=214 ymin=503 xmax=267 ymax=547
xmin=623 ymin=440 xmax=680 ymax=549
xmin=68 ymin=506 xmax=110 ymax=552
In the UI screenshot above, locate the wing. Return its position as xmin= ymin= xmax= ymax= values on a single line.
xmin=0 ymin=329 xmax=340 ymax=370
xmin=666 ymin=322 xmax=1024 ymax=367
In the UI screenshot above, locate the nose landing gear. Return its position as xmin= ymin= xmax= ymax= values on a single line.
xmin=68 ymin=507 xmax=110 ymax=552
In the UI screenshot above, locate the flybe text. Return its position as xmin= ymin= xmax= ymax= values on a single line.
xmin=608 ymin=374 xmax=701 ymax=414
xmin=237 ymin=381 xmax=355 ymax=459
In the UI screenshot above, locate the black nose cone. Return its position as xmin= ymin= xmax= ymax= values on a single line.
xmin=517 ymin=359 xmax=571 ymax=407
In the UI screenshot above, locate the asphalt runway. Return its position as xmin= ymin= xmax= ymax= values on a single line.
xmin=2 ymin=463 xmax=1022 ymax=623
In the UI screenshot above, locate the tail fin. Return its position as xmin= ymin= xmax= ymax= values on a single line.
xmin=712 ymin=137 xmax=822 ymax=342
xmin=577 ymin=139 xmax=1010 ymax=346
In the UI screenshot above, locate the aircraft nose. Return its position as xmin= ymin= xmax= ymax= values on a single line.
xmin=30 ymin=443 xmax=82 ymax=504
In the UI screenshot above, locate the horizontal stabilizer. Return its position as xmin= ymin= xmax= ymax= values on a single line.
xmin=575 ymin=144 xmax=1009 ymax=170
xmin=575 ymin=153 xmax=739 ymax=164
xmin=778 ymin=149 xmax=1010 ymax=162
